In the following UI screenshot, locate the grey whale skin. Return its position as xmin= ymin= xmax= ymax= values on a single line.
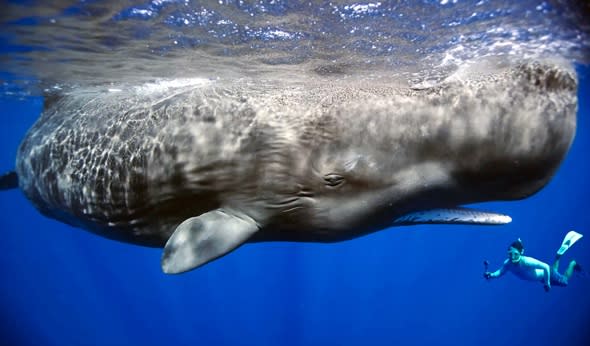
xmin=10 ymin=61 xmax=578 ymax=273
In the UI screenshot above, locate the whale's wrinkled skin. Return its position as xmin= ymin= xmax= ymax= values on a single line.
xmin=11 ymin=61 xmax=578 ymax=273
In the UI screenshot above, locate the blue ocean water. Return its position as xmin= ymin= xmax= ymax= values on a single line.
xmin=1 ymin=1 xmax=589 ymax=346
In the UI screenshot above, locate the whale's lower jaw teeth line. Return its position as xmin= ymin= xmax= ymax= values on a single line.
xmin=392 ymin=207 xmax=512 ymax=226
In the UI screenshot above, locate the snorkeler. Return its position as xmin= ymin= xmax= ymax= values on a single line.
xmin=483 ymin=231 xmax=584 ymax=292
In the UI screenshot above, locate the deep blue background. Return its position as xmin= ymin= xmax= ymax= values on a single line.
xmin=0 ymin=67 xmax=589 ymax=346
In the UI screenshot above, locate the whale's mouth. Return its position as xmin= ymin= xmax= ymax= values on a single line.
xmin=392 ymin=207 xmax=511 ymax=226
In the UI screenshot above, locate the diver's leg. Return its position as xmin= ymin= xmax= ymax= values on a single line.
xmin=564 ymin=260 xmax=578 ymax=280
xmin=552 ymin=254 xmax=561 ymax=272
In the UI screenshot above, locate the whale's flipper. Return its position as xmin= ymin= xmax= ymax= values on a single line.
xmin=392 ymin=207 xmax=512 ymax=226
xmin=0 ymin=171 xmax=18 ymax=191
xmin=161 ymin=209 xmax=259 ymax=274
xmin=557 ymin=230 xmax=583 ymax=256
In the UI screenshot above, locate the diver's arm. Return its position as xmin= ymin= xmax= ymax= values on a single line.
xmin=542 ymin=263 xmax=551 ymax=288
xmin=486 ymin=259 xmax=509 ymax=279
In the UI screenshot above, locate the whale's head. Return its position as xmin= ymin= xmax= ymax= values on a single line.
xmin=447 ymin=62 xmax=577 ymax=202
xmin=271 ymin=61 xmax=578 ymax=241
xmin=161 ymin=61 xmax=577 ymax=273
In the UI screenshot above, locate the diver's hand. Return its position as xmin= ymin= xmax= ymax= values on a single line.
xmin=544 ymin=283 xmax=551 ymax=292
xmin=484 ymin=272 xmax=492 ymax=280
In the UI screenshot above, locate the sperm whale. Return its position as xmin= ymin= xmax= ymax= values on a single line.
xmin=1 ymin=61 xmax=577 ymax=273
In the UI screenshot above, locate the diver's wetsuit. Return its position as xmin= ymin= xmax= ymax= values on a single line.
xmin=491 ymin=256 xmax=568 ymax=287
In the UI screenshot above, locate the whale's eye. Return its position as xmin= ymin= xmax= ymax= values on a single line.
xmin=323 ymin=173 xmax=345 ymax=188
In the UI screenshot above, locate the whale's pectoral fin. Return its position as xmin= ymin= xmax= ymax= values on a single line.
xmin=161 ymin=209 xmax=259 ymax=274
xmin=392 ymin=207 xmax=512 ymax=226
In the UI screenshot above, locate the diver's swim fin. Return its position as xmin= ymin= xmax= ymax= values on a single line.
xmin=557 ymin=230 xmax=583 ymax=256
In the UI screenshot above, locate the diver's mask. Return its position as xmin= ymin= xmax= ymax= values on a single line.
xmin=508 ymin=238 xmax=524 ymax=263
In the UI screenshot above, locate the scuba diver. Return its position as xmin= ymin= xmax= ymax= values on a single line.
xmin=484 ymin=231 xmax=584 ymax=292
